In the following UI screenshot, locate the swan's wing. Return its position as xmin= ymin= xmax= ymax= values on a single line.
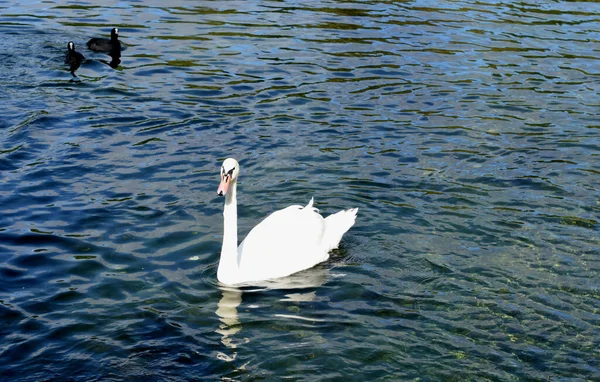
xmin=238 ymin=201 xmax=327 ymax=279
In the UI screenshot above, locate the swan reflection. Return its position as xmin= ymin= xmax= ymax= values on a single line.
xmin=215 ymin=265 xmax=330 ymax=361
xmin=215 ymin=287 xmax=243 ymax=362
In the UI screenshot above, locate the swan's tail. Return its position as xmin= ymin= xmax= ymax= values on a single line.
xmin=323 ymin=207 xmax=358 ymax=252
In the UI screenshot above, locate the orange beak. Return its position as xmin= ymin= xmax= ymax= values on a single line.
xmin=217 ymin=174 xmax=230 ymax=196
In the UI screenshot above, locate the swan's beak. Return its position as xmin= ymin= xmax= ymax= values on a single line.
xmin=217 ymin=175 xmax=230 ymax=196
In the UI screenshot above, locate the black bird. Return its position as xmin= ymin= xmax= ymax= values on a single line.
xmin=86 ymin=27 xmax=121 ymax=53
xmin=65 ymin=41 xmax=85 ymax=76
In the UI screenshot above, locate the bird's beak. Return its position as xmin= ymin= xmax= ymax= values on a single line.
xmin=217 ymin=175 xmax=230 ymax=196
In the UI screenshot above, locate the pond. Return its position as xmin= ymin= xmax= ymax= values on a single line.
xmin=1 ymin=0 xmax=599 ymax=380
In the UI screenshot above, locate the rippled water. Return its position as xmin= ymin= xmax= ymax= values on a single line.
xmin=1 ymin=0 xmax=599 ymax=380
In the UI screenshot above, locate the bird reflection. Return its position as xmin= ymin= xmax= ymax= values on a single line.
xmin=108 ymin=50 xmax=121 ymax=69
xmin=95 ymin=51 xmax=121 ymax=69
xmin=216 ymin=287 xmax=243 ymax=362
xmin=95 ymin=48 xmax=121 ymax=69
xmin=215 ymin=266 xmax=330 ymax=362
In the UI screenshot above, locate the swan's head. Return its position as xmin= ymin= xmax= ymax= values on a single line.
xmin=217 ymin=158 xmax=239 ymax=196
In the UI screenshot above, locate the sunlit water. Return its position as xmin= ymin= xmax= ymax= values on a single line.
xmin=1 ymin=0 xmax=599 ymax=380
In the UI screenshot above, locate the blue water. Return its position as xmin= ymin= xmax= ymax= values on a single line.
xmin=1 ymin=0 xmax=599 ymax=380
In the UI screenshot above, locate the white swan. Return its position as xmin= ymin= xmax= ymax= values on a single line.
xmin=216 ymin=158 xmax=358 ymax=285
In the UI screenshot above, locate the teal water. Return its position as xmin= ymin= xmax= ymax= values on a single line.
xmin=1 ymin=0 xmax=599 ymax=380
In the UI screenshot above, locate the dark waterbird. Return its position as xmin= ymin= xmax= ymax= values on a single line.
xmin=64 ymin=41 xmax=85 ymax=76
xmin=86 ymin=27 xmax=121 ymax=53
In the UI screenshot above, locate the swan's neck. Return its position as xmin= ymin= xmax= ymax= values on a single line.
xmin=218 ymin=181 xmax=239 ymax=282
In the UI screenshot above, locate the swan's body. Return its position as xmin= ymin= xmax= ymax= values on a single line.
xmin=217 ymin=158 xmax=357 ymax=285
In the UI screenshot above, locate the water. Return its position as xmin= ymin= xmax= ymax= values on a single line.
xmin=1 ymin=0 xmax=599 ymax=380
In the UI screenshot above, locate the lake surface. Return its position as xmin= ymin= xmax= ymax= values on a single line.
xmin=1 ymin=0 xmax=599 ymax=380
